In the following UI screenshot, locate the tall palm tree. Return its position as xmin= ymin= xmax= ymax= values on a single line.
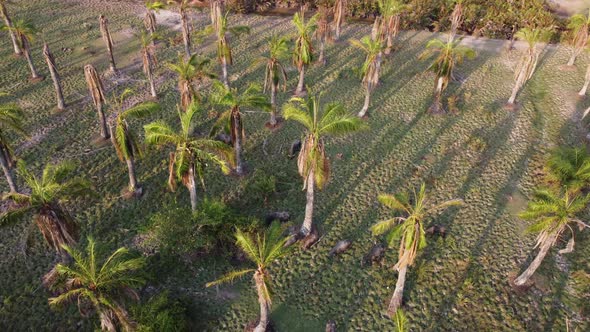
xmin=84 ymin=64 xmax=109 ymax=139
xmin=566 ymin=10 xmax=590 ymax=66
xmin=213 ymin=11 xmax=250 ymax=87
xmin=145 ymin=102 xmax=233 ymax=211
xmin=514 ymin=189 xmax=590 ymax=286
xmin=315 ymin=5 xmax=331 ymax=65
xmin=283 ymin=94 xmax=365 ymax=235
xmin=418 ymin=37 xmax=475 ymax=113
xmin=0 ymin=161 xmax=92 ymax=253
xmin=43 ymin=43 xmax=66 ymax=111
xmin=2 ymin=19 xmax=41 ymax=79
xmin=252 ymin=34 xmax=289 ymax=127
xmin=507 ymin=27 xmax=552 ymax=106
xmin=377 ymin=0 xmax=408 ymax=54
xmin=99 ymin=15 xmax=117 ymax=73
xmin=292 ymin=10 xmax=318 ymax=96
xmin=545 ymin=146 xmax=590 ymax=193
xmin=371 ymin=183 xmax=461 ymax=315
xmin=138 ymin=31 xmax=159 ymax=98
xmin=167 ymin=54 xmax=216 ymax=111
xmin=210 ymin=81 xmax=270 ymax=176
xmin=0 ymin=0 xmax=21 ymax=56
xmin=168 ymin=0 xmax=193 ymax=58
xmin=47 ymin=237 xmax=146 ymax=332
xmin=350 ymin=35 xmax=384 ymax=118
xmin=109 ymin=89 xmax=160 ymax=195
xmin=207 ymin=222 xmax=289 ymax=332
xmin=145 ymin=0 xmax=166 ymax=40
xmin=0 ymin=101 xmax=25 ymax=193
xmin=332 ymin=0 xmax=346 ymax=40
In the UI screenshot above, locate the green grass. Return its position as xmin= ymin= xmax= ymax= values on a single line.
xmin=0 ymin=0 xmax=589 ymax=331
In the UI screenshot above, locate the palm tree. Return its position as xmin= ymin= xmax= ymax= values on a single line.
xmin=109 ymin=89 xmax=160 ymax=195
xmin=0 ymin=161 xmax=92 ymax=253
xmin=566 ymin=10 xmax=590 ymax=66
xmin=167 ymin=54 xmax=216 ymax=111
xmin=507 ymin=27 xmax=552 ymax=106
xmin=99 ymin=15 xmax=117 ymax=73
xmin=2 ymin=19 xmax=41 ymax=79
xmin=377 ymin=0 xmax=408 ymax=54
xmin=418 ymin=37 xmax=475 ymax=113
xmin=315 ymin=5 xmax=331 ymax=65
xmin=283 ymin=94 xmax=365 ymax=235
xmin=350 ymin=36 xmax=384 ymax=118
xmin=145 ymin=0 xmax=166 ymax=40
xmin=210 ymin=81 xmax=270 ymax=176
xmin=145 ymin=102 xmax=233 ymax=211
xmin=0 ymin=101 xmax=25 ymax=193
xmin=371 ymin=183 xmax=461 ymax=315
xmin=332 ymin=0 xmax=346 ymax=40
xmin=207 ymin=222 xmax=289 ymax=332
xmin=579 ymin=60 xmax=590 ymax=96
xmin=0 ymin=0 xmax=21 ymax=56
xmin=545 ymin=146 xmax=590 ymax=193
xmin=292 ymin=10 xmax=318 ymax=96
xmin=514 ymin=189 xmax=590 ymax=286
xmin=213 ymin=11 xmax=250 ymax=87
xmin=138 ymin=31 xmax=159 ymax=98
xmin=43 ymin=43 xmax=66 ymax=111
xmin=168 ymin=0 xmax=193 ymax=57
xmin=47 ymin=237 xmax=146 ymax=332
xmin=447 ymin=0 xmax=464 ymax=42
xmin=253 ymin=34 xmax=289 ymax=127
xmin=84 ymin=64 xmax=109 ymax=139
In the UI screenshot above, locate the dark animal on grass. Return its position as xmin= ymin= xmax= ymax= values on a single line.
xmin=214 ymin=133 xmax=232 ymax=145
xmin=425 ymin=225 xmax=446 ymax=238
xmin=329 ymin=239 xmax=351 ymax=257
xmin=265 ymin=211 xmax=290 ymax=225
xmin=288 ymin=139 xmax=301 ymax=159
xmin=326 ymin=320 xmax=336 ymax=332
xmin=362 ymin=243 xmax=385 ymax=266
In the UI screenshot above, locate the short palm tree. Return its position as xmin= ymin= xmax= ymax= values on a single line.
xmin=418 ymin=37 xmax=475 ymax=113
xmin=210 ymin=81 xmax=270 ymax=176
xmin=99 ymin=15 xmax=117 ymax=73
xmin=2 ymin=19 xmax=41 ymax=79
xmin=507 ymin=27 xmax=552 ymax=106
xmin=371 ymin=183 xmax=461 ymax=315
xmin=145 ymin=1 xmax=166 ymax=39
xmin=84 ymin=64 xmax=109 ymax=139
xmin=0 ymin=161 xmax=92 ymax=253
xmin=315 ymin=5 xmax=331 ymax=65
xmin=332 ymin=0 xmax=346 ymax=40
xmin=252 ymin=34 xmax=289 ymax=127
xmin=213 ymin=11 xmax=250 ymax=87
xmin=283 ymin=94 xmax=365 ymax=235
xmin=545 ymin=146 xmax=590 ymax=193
xmin=43 ymin=43 xmax=66 ymax=111
xmin=566 ymin=10 xmax=590 ymax=66
xmin=0 ymin=101 xmax=25 ymax=193
xmin=168 ymin=0 xmax=193 ymax=57
xmin=350 ymin=35 xmax=384 ymax=117
xmin=145 ymin=101 xmax=233 ymax=211
xmin=138 ymin=31 xmax=159 ymax=98
xmin=514 ymin=189 xmax=590 ymax=286
xmin=0 ymin=0 xmax=21 ymax=55
xmin=292 ymin=10 xmax=318 ymax=95
xmin=47 ymin=237 xmax=146 ymax=332
xmin=377 ymin=0 xmax=408 ymax=54
xmin=109 ymin=89 xmax=160 ymax=195
xmin=207 ymin=222 xmax=289 ymax=332
xmin=167 ymin=54 xmax=216 ymax=110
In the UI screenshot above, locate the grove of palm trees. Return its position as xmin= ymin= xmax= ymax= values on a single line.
xmin=1 ymin=0 xmax=590 ymax=331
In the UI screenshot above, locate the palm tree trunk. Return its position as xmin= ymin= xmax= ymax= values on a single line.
xmin=253 ymin=271 xmax=270 ymax=332
xmin=221 ymin=57 xmax=229 ymax=87
xmin=97 ymin=101 xmax=109 ymax=139
xmin=514 ymin=234 xmax=556 ymax=286
xmin=295 ymin=66 xmax=305 ymax=95
xmin=99 ymin=15 xmax=117 ymax=73
xmin=318 ymin=39 xmax=326 ymax=65
xmin=375 ymin=52 xmax=382 ymax=84
xmin=387 ymin=264 xmax=407 ymax=316
xmin=301 ymin=170 xmax=314 ymax=236
xmin=180 ymin=8 xmax=191 ymax=58
xmin=269 ymin=83 xmax=277 ymax=126
xmin=579 ymin=64 xmax=590 ymax=96
xmin=23 ymin=43 xmax=40 ymax=79
xmin=431 ymin=77 xmax=444 ymax=113
xmin=0 ymin=150 xmax=17 ymax=193
xmin=187 ymin=166 xmax=197 ymax=211
xmin=233 ymin=108 xmax=245 ymax=175
xmin=43 ymin=44 xmax=66 ymax=110
xmin=145 ymin=56 xmax=157 ymax=98
xmin=567 ymin=50 xmax=579 ymax=66
xmin=358 ymin=85 xmax=371 ymax=117
xmin=126 ymin=157 xmax=138 ymax=192
xmin=0 ymin=4 xmax=21 ymax=56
